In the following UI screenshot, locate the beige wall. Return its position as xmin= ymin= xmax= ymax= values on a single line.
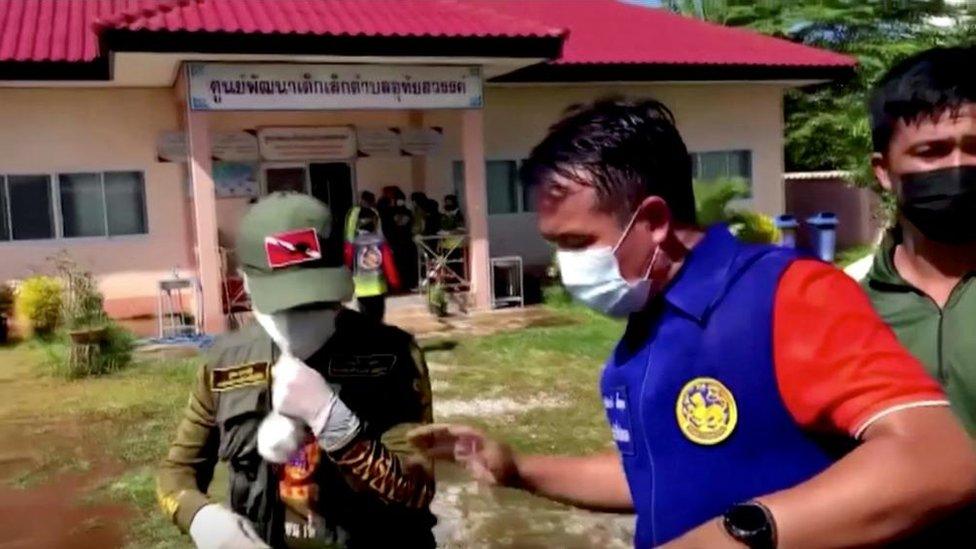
xmin=0 ymin=82 xmax=787 ymax=317
xmin=0 ymin=88 xmax=192 ymax=317
xmin=426 ymin=83 xmax=788 ymax=268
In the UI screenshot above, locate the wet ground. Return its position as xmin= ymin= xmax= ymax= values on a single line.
xmin=431 ymin=463 xmax=633 ymax=548
xmin=0 ymin=418 xmax=130 ymax=549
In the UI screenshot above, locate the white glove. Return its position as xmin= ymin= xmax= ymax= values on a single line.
xmin=272 ymin=353 xmax=361 ymax=451
xmin=189 ymin=504 xmax=269 ymax=549
xmin=257 ymin=411 xmax=305 ymax=464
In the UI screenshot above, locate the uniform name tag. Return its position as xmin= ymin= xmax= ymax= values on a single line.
xmin=328 ymin=354 xmax=397 ymax=378
xmin=211 ymin=362 xmax=269 ymax=392
xmin=605 ymin=387 xmax=635 ymax=456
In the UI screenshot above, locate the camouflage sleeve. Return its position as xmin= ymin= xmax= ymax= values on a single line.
xmin=156 ymin=363 xmax=220 ymax=532
xmin=326 ymin=341 xmax=435 ymax=508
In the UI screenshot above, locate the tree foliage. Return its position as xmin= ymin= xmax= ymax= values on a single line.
xmin=666 ymin=1 xmax=975 ymax=185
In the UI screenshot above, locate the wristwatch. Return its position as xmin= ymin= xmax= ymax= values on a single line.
xmin=722 ymin=501 xmax=776 ymax=549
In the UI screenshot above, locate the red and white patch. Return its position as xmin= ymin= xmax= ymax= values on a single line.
xmin=264 ymin=228 xmax=322 ymax=269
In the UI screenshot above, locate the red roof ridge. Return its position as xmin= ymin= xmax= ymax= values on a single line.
xmin=95 ymin=0 xmax=202 ymax=31
xmin=95 ymin=0 xmax=568 ymax=39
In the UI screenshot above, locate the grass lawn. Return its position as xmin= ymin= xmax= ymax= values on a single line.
xmin=0 ymin=305 xmax=628 ymax=548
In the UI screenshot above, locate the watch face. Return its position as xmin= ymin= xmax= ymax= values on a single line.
xmin=728 ymin=504 xmax=769 ymax=532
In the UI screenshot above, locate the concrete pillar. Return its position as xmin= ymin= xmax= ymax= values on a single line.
xmin=185 ymin=103 xmax=227 ymax=334
xmin=461 ymin=109 xmax=491 ymax=310
xmin=409 ymin=110 xmax=427 ymax=193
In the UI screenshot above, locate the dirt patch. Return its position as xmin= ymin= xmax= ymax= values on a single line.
xmin=0 ymin=417 xmax=132 ymax=549
xmin=0 ymin=469 xmax=130 ymax=549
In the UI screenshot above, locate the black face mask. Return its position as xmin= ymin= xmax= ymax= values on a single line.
xmin=898 ymin=165 xmax=976 ymax=245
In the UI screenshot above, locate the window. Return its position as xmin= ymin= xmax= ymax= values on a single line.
xmin=452 ymin=160 xmax=533 ymax=215
xmin=691 ymin=150 xmax=753 ymax=190
xmin=5 ymin=175 xmax=54 ymax=240
xmin=0 ymin=171 xmax=147 ymax=242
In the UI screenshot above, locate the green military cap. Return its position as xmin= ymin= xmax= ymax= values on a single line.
xmin=237 ymin=192 xmax=353 ymax=313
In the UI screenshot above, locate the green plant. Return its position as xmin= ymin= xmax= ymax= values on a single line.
xmin=15 ymin=276 xmax=63 ymax=337
xmin=427 ymin=283 xmax=448 ymax=317
xmin=694 ymin=178 xmax=781 ymax=244
xmin=0 ymin=282 xmax=14 ymax=317
xmin=45 ymin=322 xmax=136 ymax=379
xmin=52 ymin=253 xmax=106 ymax=330
xmin=729 ymin=210 xmax=782 ymax=245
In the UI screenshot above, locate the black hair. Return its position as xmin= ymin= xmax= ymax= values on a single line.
xmin=520 ymin=98 xmax=695 ymax=224
xmin=410 ymin=191 xmax=428 ymax=203
xmin=361 ymin=190 xmax=376 ymax=204
xmin=870 ymin=46 xmax=976 ymax=154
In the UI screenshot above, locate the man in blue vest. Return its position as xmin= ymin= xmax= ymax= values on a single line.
xmin=409 ymin=99 xmax=976 ymax=547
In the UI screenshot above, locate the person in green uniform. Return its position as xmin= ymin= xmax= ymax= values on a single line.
xmin=344 ymin=207 xmax=401 ymax=323
xmin=157 ymin=192 xmax=435 ymax=549
xmin=861 ymin=46 xmax=976 ymax=434
xmin=343 ymin=191 xmax=376 ymax=244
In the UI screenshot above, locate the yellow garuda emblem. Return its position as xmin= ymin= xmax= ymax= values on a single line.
xmin=676 ymin=377 xmax=737 ymax=445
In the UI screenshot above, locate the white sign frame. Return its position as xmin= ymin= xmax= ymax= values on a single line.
xmin=187 ymin=62 xmax=484 ymax=112
xmin=257 ymin=126 xmax=357 ymax=161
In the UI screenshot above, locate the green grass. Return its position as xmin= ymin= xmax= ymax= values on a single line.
xmin=0 ymin=344 xmax=201 ymax=548
xmin=0 ymin=305 xmax=626 ymax=547
xmin=425 ymin=305 xmax=623 ymax=454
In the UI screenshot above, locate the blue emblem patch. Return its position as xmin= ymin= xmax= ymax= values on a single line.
xmin=605 ymin=387 xmax=635 ymax=456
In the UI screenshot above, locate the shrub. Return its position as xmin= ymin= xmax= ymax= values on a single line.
xmin=52 ymin=253 xmax=106 ymax=330
xmin=694 ymin=178 xmax=781 ymax=244
xmin=46 ymin=322 xmax=136 ymax=379
xmin=0 ymin=283 xmax=14 ymax=316
xmin=15 ymin=276 xmax=63 ymax=337
xmin=729 ymin=210 xmax=782 ymax=245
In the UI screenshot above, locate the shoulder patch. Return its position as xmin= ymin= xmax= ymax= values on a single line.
xmin=328 ymin=354 xmax=397 ymax=378
xmin=210 ymin=362 xmax=269 ymax=392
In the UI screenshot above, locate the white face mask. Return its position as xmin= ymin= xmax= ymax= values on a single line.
xmin=556 ymin=215 xmax=664 ymax=318
xmin=253 ymin=308 xmax=338 ymax=360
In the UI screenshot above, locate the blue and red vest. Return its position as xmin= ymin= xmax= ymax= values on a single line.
xmin=602 ymin=225 xmax=837 ymax=547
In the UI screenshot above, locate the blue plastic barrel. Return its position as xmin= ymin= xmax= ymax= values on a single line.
xmin=806 ymin=212 xmax=839 ymax=262
xmin=774 ymin=214 xmax=799 ymax=248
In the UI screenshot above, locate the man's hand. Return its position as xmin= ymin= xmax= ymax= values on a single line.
xmin=407 ymin=424 xmax=520 ymax=486
xmin=189 ymin=504 xmax=269 ymax=549
xmin=408 ymin=424 xmax=633 ymax=512
xmin=272 ymin=353 xmax=337 ymax=436
xmin=256 ymin=411 xmax=305 ymax=464
xmin=272 ymin=353 xmax=362 ymax=452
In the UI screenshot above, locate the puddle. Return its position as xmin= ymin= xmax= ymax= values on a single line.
xmin=435 ymin=395 xmax=567 ymax=418
xmin=432 ymin=463 xmax=633 ymax=548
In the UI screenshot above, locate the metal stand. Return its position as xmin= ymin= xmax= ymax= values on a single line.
xmin=157 ymin=277 xmax=201 ymax=338
xmin=490 ymin=256 xmax=524 ymax=309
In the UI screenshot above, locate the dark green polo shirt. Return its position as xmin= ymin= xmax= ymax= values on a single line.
xmin=862 ymin=232 xmax=976 ymax=435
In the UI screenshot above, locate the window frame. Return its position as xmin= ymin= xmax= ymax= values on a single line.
xmin=690 ymin=149 xmax=754 ymax=195
xmin=0 ymin=169 xmax=149 ymax=244
xmin=452 ymin=158 xmax=532 ymax=216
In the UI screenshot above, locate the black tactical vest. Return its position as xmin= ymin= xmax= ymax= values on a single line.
xmin=207 ymin=310 xmax=435 ymax=548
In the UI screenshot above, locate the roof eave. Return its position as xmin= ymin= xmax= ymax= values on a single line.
xmin=488 ymin=62 xmax=856 ymax=84
xmin=103 ymin=29 xmax=564 ymax=61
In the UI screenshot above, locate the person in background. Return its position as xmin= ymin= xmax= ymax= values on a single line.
xmin=345 ymin=207 xmax=401 ymax=323
xmin=385 ymin=187 xmax=417 ymax=291
xmin=344 ymin=190 xmax=376 ymax=243
xmin=859 ymin=42 xmax=976 ymax=546
xmin=423 ymin=198 xmax=441 ymax=236
xmin=409 ymin=99 xmax=976 ymax=548
xmin=410 ymin=191 xmax=429 ymax=237
xmin=440 ymin=194 xmax=465 ymax=232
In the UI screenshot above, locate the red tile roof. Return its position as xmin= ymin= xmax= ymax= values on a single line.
xmin=477 ymin=0 xmax=854 ymax=68
xmin=0 ymin=0 xmax=159 ymax=62
xmin=0 ymin=0 xmax=855 ymax=73
xmin=98 ymin=0 xmax=565 ymax=39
